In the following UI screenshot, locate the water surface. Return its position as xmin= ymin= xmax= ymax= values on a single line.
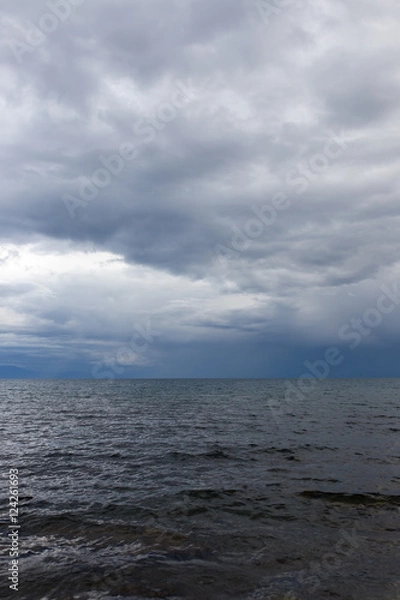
xmin=1 ymin=379 xmax=399 ymax=599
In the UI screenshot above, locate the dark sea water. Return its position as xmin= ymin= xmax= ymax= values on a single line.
xmin=1 ymin=379 xmax=399 ymax=600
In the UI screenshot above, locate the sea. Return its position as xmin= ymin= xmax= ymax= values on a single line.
xmin=0 ymin=379 xmax=399 ymax=600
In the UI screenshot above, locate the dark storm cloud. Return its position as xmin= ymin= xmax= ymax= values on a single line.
xmin=1 ymin=0 xmax=400 ymax=376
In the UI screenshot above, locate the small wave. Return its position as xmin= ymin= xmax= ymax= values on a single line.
xmin=181 ymin=488 xmax=238 ymax=500
xmin=168 ymin=447 xmax=232 ymax=461
xmin=298 ymin=491 xmax=400 ymax=506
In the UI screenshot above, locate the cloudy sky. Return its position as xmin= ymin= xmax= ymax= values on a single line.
xmin=1 ymin=0 xmax=400 ymax=378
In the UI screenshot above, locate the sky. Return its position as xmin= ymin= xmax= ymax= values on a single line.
xmin=1 ymin=0 xmax=400 ymax=379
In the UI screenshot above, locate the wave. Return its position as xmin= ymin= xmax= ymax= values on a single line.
xmin=298 ymin=490 xmax=400 ymax=506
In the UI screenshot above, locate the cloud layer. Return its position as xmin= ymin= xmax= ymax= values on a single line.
xmin=1 ymin=0 xmax=400 ymax=377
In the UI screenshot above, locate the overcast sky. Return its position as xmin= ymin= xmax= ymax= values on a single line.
xmin=1 ymin=0 xmax=400 ymax=378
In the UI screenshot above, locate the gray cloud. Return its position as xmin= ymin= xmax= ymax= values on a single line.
xmin=1 ymin=0 xmax=400 ymax=376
